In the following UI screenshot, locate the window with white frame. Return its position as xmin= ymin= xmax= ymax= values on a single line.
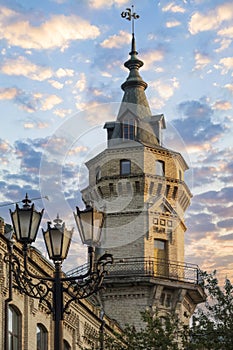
xmin=122 ymin=117 xmax=136 ymax=140
xmin=8 ymin=305 xmax=21 ymax=350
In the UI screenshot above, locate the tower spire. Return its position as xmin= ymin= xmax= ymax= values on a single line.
xmin=119 ymin=6 xmax=151 ymax=117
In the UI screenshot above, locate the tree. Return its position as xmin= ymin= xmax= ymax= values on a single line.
xmin=82 ymin=311 xmax=188 ymax=350
xmin=189 ymin=271 xmax=233 ymax=350
xmin=102 ymin=311 xmax=188 ymax=350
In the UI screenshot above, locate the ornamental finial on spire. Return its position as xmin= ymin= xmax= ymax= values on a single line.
xmin=121 ymin=5 xmax=139 ymax=35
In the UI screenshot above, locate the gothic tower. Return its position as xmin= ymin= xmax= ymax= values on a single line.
xmin=81 ymin=34 xmax=205 ymax=329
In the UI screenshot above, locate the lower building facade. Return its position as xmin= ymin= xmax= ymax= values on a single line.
xmin=0 ymin=218 xmax=121 ymax=350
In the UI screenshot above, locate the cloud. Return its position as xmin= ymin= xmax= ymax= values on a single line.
xmin=219 ymin=57 xmax=233 ymax=72
xmin=140 ymin=49 xmax=164 ymax=70
xmin=53 ymin=108 xmax=73 ymax=118
xmin=55 ymin=68 xmax=74 ymax=78
xmin=193 ymin=52 xmax=211 ymax=71
xmin=162 ymin=2 xmax=185 ymax=13
xmin=173 ymin=99 xmax=225 ymax=147
xmin=1 ymin=56 xmax=53 ymax=81
xmin=224 ymin=83 xmax=233 ymax=93
xmin=23 ymin=122 xmax=49 ymax=129
xmin=214 ymin=38 xmax=232 ymax=52
xmin=218 ymin=25 xmax=233 ymax=38
xmin=14 ymin=139 xmax=42 ymax=174
xmin=213 ymin=100 xmax=232 ymax=110
xmin=0 ymin=87 xmax=18 ymax=100
xmin=217 ymin=219 xmax=233 ymax=229
xmin=150 ymin=77 xmax=179 ymax=100
xmin=166 ymin=20 xmax=181 ymax=28
xmin=195 ymin=187 xmax=233 ymax=205
xmin=0 ymin=87 xmax=42 ymax=113
xmin=0 ymin=8 xmax=100 ymax=51
xmin=185 ymin=184 xmax=233 ymax=278
xmin=67 ymin=146 xmax=88 ymax=156
xmin=74 ymin=73 xmax=87 ymax=93
xmin=49 ymin=80 xmax=64 ymax=89
xmin=89 ymin=0 xmax=128 ymax=9
xmin=0 ymin=139 xmax=12 ymax=164
xmin=189 ymin=2 xmax=233 ymax=35
xmin=24 ymin=123 xmax=34 ymax=129
xmin=40 ymin=94 xmax=62 ymax=111
xmin=100 ymin=30 xmax=131 ymax=49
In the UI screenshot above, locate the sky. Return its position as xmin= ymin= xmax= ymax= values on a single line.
xmin=0 ymin=0 xmax=232 ymax=280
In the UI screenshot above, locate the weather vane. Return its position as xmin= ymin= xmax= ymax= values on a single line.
xmin=121 ymin=5 xmax=140 ymax=35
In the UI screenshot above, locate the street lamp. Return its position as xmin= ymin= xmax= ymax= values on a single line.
xmin=5 ymin=194 xmax=113 ymax=350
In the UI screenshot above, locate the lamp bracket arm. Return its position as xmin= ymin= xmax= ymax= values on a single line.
xmin=61 ymin=265 xmax=93 ymax=283
xmin=4 ymin=251 xmax=53 ymax=312
xmin=22 ymin=248 xmax=54 ymax=282
xmin=60 ymin=246 xmax=95 ymax=282
xmin=62 ymin=253 xmax=113 ymax=314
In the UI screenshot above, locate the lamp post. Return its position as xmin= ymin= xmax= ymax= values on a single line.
xmin=5 ymin=194 xmax=113 ymax=350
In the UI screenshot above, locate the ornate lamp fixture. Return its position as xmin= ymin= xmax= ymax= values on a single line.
xmin=43 ymin=215 xmax=73 ymax=262
xmin=9 ymin=193 xmax=44 ymax=244
xmin=5 ymin=194 xmax=113 ymax=350
xmin=74 ymin=205 xmax=104 ymax=246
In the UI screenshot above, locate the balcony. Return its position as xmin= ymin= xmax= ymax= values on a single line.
xmin=67 ymin=257 xmax=206 ymax=304
xmin=67 ymin=257 xmax=201 ymax=284
xmin=106 ymin=257 xmax=201 ymax=284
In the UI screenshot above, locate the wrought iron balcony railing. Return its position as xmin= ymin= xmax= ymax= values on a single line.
xmin=67 ymin=257 xmax=202 ymax=285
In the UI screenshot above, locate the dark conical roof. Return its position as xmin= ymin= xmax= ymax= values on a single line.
xmin=104 ymin=33 xmax=165 ymax=148
xmin=117 ymin=33 xmax=152 ymax=120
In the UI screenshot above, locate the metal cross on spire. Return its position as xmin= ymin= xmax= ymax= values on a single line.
xmin=121 ymin=5 xmax=140 ymax=35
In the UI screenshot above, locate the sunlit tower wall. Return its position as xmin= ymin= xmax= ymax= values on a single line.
xmin=81 ymin=34 xmax=205 ymax=329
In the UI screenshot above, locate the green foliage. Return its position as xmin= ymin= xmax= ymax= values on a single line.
xmin=103 ymin=311 xmax=188 ymax=350
xmin=189 ymin=271 xmax=233 ymax=350
xmin=81 ymin=311 xmax=188 ymax=350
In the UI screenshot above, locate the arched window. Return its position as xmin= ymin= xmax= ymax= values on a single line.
xmin=120 ymin=159 xmax=131 ymax=175
xmin=63 ymin=340 xmax=71 ymax=350
xmin=155 ymin=160 xmax=165 ymax=176
xmin=8 ymin=305 xmax=21 ymax=350
xmin=122 ymin=117 xmax=136 ymax=140
xmin=37 ymin=324 xmax=48 ymax=350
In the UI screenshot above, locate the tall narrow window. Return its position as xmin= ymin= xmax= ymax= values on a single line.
xmin=37 ymin=324 xmax=48 ymax=350
xmin=154 ymin=239 xmax=167 ymax=276
xmin=155 ymin=160 xmax=165 ymax=176
xmin=165 ymin=185 xmax=170 ymax=197
xmin=123 ymin=117 xmax=136 ymax=140
xmin=109 ymin=183 xmax=114 ymax=195
xmin=120 ymin=159 xmax=131 ymax=175
xmin=135 ymin=181 xmax=140 ymax=193
xmin=156 ymin=183 xmax=162 ymax=196
xmin=95 ymin=167 xmax=101 ymax=183
xmin=149 ymin=182 xmax=154 ymax=195
xmin=172 ymin=186 xmax=178 ymax=199
xmin=8 ymin=305 xmax=21 ymax=350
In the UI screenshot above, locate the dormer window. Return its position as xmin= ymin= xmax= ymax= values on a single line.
xmin=122 ymin=117 xmax=136 ymax=140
